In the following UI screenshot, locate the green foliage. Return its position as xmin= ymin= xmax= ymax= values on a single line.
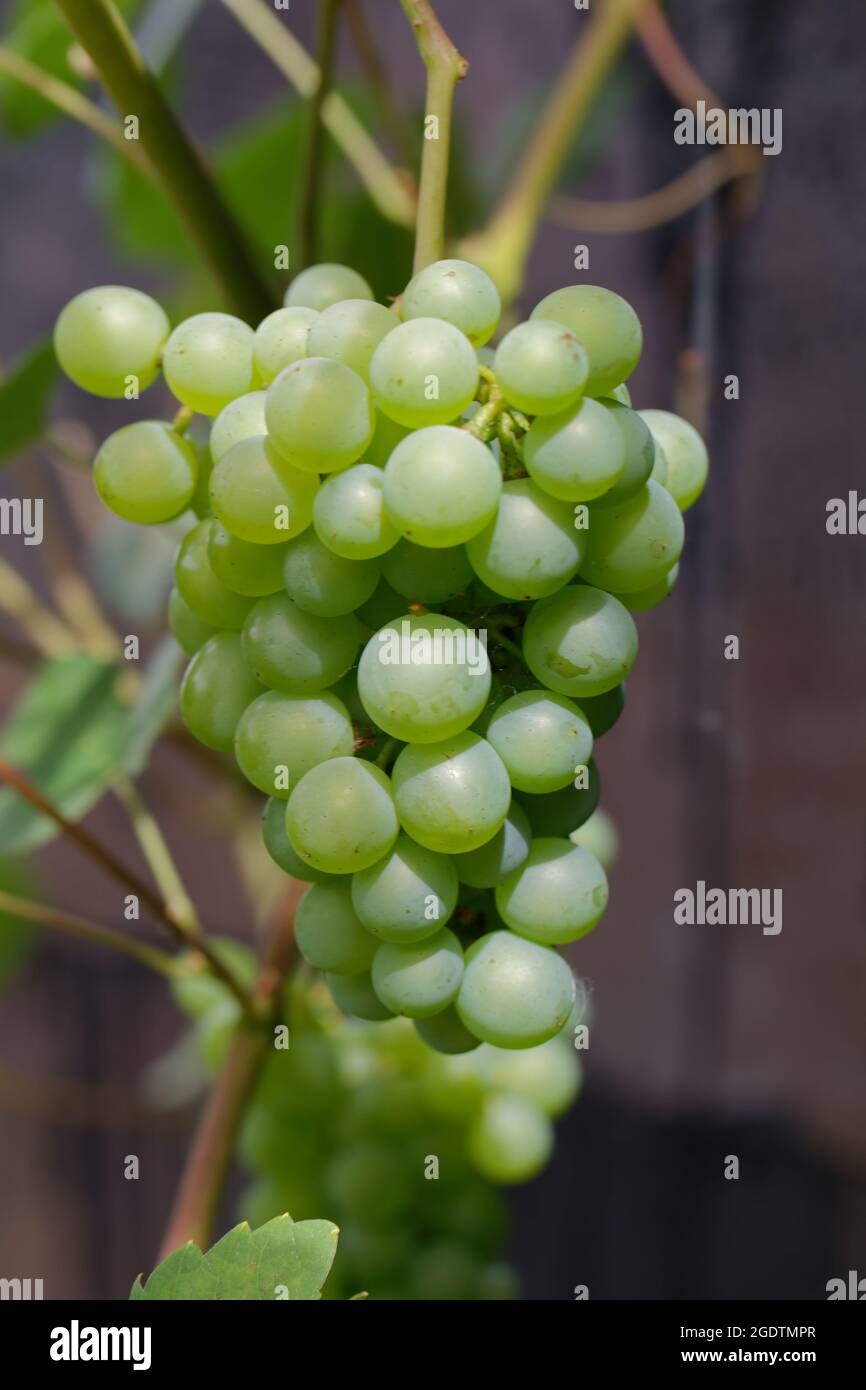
xmin=0 ymin=338 xmax=59 ymax=465
xmin=130 ymin=1214 xmax=339 ymax=1300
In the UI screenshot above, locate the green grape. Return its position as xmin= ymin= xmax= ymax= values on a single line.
xmin=207 ymin=522 xmax=287 ymax=597
xmin=313 ymin=463 xmax=399 ymax=560
xmin=479 ymin=1038 xmax=582 ymax=1118
xmin=54 ymin=285 xmax=169 ymax=398
xmin=172 ymin=937 xmax=258 ymax=1019
xmin=190 ymin=441 xmax=214 ymax=518
xmin=577 ymin=684 xmax=625 ymax=738
xmin=364 ymin=410 xmax=411 ymax=467
xmin=429 ymin=1180 xmax=508 ymax=1257
xmin=93 ymin=421 xmax=197 ymax=525
xmin=615 ymin=561 xmax=679 ymax=613
xmin=650 ymin=438 xmax=669 ymax=485
xmin=326 ymin=970 xmax=395 ymax=1022
xmin=329 ymin=670 xmax=368 ymax=723
xmin=570 ymin=806 xmax=619 ymax=871
xmin=523 ymin=396 xmax=627 ymax=502
xmin=356 ymin=577 xmax=407 ymax=629
xmin=162 ymin=312 xmax=256 ymax=416
xmin=261 ymin=797 xmax=338 ymax=882
xmin=382 ymin=539 xmax=473 ymax=604
xmin=485 ymin=689 xmax=593 ymax=794
xmin=518 ymin=758 xmax=600 ymax=836
xmin=234 ymin=689 xmax=354 ymax=796
xmin=494 ymin=319 xmax=588 ymax=416
xmin=209 ymin=435 xmax=319 ymax=545
xmin=242 ymin=594 xmax=360 ymax=694
xmin=369 ymin=318 xmax=479 ymax=428
xmin=638 ymin=408 xmax=709 ymax=511
xmin=284 ymin=263 xmax=374 ymax=311
xmin=583 ymin=480 xmax=685 ymax=593
xmin=179 ymin=632 xmax=263 ymax=752
xmin=296 ymin=881 xmax=378 ymax=975
xmin=286 ymin=757 xmax=399 ymax=873
xmin=464 ymin=478 xmax=585 ymax=600
xmin=253 ymin=306 xmax=317 ymax=384
xmin=391 ymin=732 xmax=510 ymax=855
xmin=338 ymin=1222 xmax=412 ymax=1282
xmin=414 ymin=1005 xmax=480 ymax=1055
xmin=209 ymin=391 xmax=267 ymax=463
xmin=357 ymin=613 xmax=490 ymax=744
xmin=407 ymin=1243 xmax=484 ymax=1301
xmin=401 ymin=259 xmax=501 ymax=347
xmin=326 ymin=1140 xmax=415 ymax=1229
xmin=455 ymin=800 xmax=531 ymax=889
xmin=607 ymin=381 xmax=632 ymax=406
xmin=468 ymin=1094 xmax=554 ymax=1183
xmin=495 ymin=838 xmax=608 ymax=944
xmin=282 ymin=530 xmax=380 ymax=617
xmin=371 ymin=928 xmax=464 ymax=1018
xmin=351 ymin=833 xmax=458 ymax=943
xmin=531 ymin=284 xmax=642 ymax=397
xmin=266 ymin=357 xmax=374 ymax=474
xmin=456 ymin=930 xmax=575 ymax=1049
xmin=522 ymin=583 xmax=638 ymax=697
xmin=590 ymin=401 xmax=655 ymax=507
xmin=306 ymin=299 xmax=396 ymax=383
xmin=383 ymin=426 xmax=501 ymax=547
xmin=168 ymin=586 xmax=216 ymax=656
xmin=175 ymin=519 xmax=255 ymax=629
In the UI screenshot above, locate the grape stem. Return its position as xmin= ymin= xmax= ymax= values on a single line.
xmin=374 ymin=737 xmax=402 ymax=771
xmin=297 ymin=0 xmax=343 ymax=269
xmin=399 ymin=0 xmax=468 ymax=271
xmin=51 ymin=0 xmax=275 ymax=323
xmin=171 ymin=405 xmax=194 ymax=435
xmin=0 ymin=889 xmax=177 ymax=977
xmin=112 ymin=773 xmax=202 ymax=938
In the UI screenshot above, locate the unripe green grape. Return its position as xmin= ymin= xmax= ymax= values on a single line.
xmin=455 ymin=800 xmax=532 ymax=889
xmin=583 ymin=480 xmax=684 ymax=593
xmin=172 ymin=937 xmax=258 ymax=1019
xmin=614 ymin=561 xmax=679 ymax=613
xmin=209 ymin=435 xmax=319 ymax=545
xmin=407 ymin=1242 xmax=485 ymax=1301
xmin=523 ymin=395 xmax=627 ymax=502
xmin=607 ymin=381 xmax=632 ymax=406
xmin=306 ymin=299 xmax=396 ymax=383
xmin=284 ymin=262 xmax=374 ymax=311
xmin=518 ymin=758 xmax=600 ymax=836
xmin=93 ymin=420 xmax=197 ymax=524
xmin=638 ymin=408 xmax=709 ymax=511
xmin=578 ymin=684 xmax=625 ymax=738
xmin=382 ymin=539 xmax=472 ymax=604
xmin=296 ymin=881 xmax=378 ymax=975
xmin=494 ymin=319 xmax=589 ymax=416
xmin=253 ymin=306 xmax=317 ymax=384
xmin=650 ymin=438 xmax=669 ymax=485
xmin=371 ymin=928 xmax=464 ymax=1018
xmin=364 ymin=410 xmax=410 ymax=466
xmin=383 ymin=426 xmax=501 ymax=547
xmin=495 ymin=838 xmax=608 ymax=944
xmin=591 ymin=401 xmax=655 ymax=506
xmin=242 ymin=594 xmax=360 ymax=694
xmin=356 ymin=577 xmax=407 ymax=629
xmin=456 ymin=930 xmax=575 ymax=1049
xmin=209 ymin=391 xmax=267 ymax=463
xmin=531 ymin=284 xmax=642 ymax=398
xmin=479 ymin=1037 xmax=582 ymax=1118
xmin=168 ymin=586 xmax=217 ymax=656
xmin=415 ymin=1005 xmax=480 ymax=1054
xmin=286 ymin=756 xmax=399 ymax=873
xmin=326 ymin=970 xmax=395 ymax=1022
xmin=401 ymin=259 xmax=501 ymax=347
xmin=357 ymin=613 xmax=490 ymax=744
xmin=351 ymin=833 xmax=458 ymax=944
xmin=261 ymin=797 xmax=339 ymax=882
xmin=522 ymin=584 xmax=638 ymax=697
xmin=338 ymin=1223 xmax=412 ymax=1282
xmin=391 ymin=732 xmax=510 ymax=855
xmin=190 ymin=442 xmax=214 ymax=518
xmin=163 ymin=312 xmax=256 ymax=415
xmin=313 ymin=463 xmax=399 ymax=560
xmin=465 ymin=478 xmax=584 ymax=601
xmin=266 ymin=357 xmax=374 ymax=474
xmin=179 ymin=632 xmax=263 ymax=752
xmin=174 ymin=519 xmax=255 ymax=629
xmin=207 ymin=522 xmax=287 ymax=597
xmin=234 ymin=689 xmax=354 ymax=796
xmin=282 ymin=530 xmax=380 ymax=617
xmin=54 ymin=285 xmax=169 ymax=397
xmin=570 ymin=806 xmax=619 ymax=871
xmin=469 ymin=1094 xmax=554 ymax=1183
xmin=485 ymin=689 xmax=593 ymax=794
xmin=369 ymin=318 xmax=479 ymax=428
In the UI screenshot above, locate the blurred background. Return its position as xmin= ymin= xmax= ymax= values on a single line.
xmin=0 ymin=0 xmax=864 ymax=1300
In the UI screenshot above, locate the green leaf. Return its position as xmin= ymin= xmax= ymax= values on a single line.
xmin=0 ymin=338 xmax=59 ymax=465
xmin=120 ymin=636 xmax=183 ymax=776
xmin=0 ymin=654 xmax=127 ymax=855
xmin=130 ymin=1215 xmax=340 ymax=1301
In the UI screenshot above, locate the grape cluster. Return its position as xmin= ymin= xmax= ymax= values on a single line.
xmin=54 ymin=260 xmax=708 ymax=1054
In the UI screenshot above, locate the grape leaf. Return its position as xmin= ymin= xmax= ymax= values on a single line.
xmin=0 ymin=338 xmax=59 ymax=465
xmin=130 ymin=1215 xmax=339 ymax=1301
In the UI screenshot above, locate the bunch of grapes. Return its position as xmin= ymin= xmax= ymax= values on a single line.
xmin=54 ymin=260 xmax=708 ymax=1056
